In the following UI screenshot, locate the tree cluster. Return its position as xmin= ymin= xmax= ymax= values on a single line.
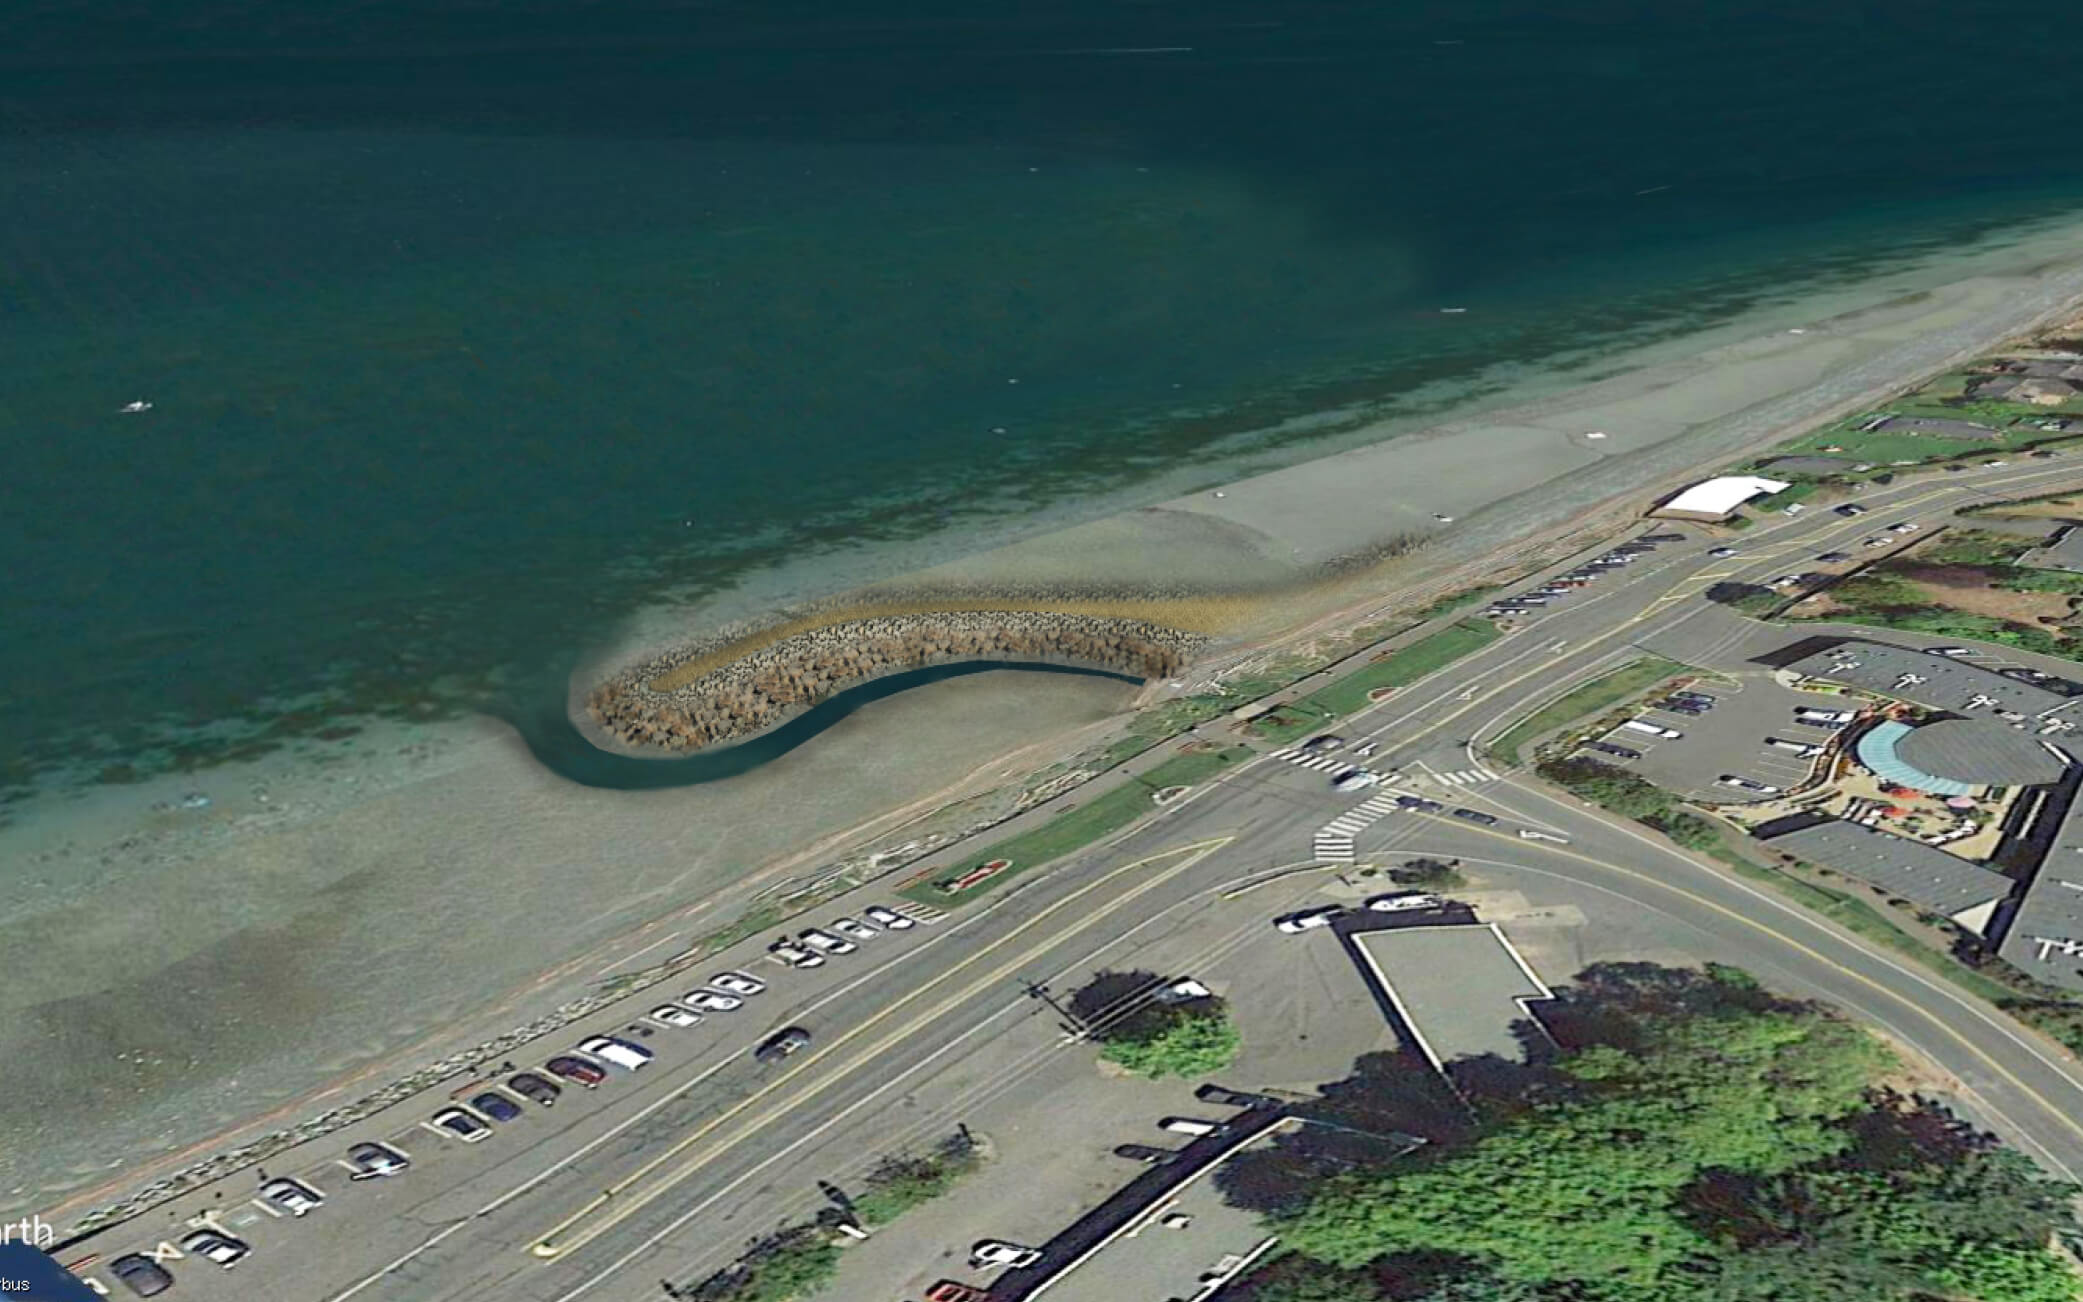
xmin=1229 ymin=974 xmax=2079 ymax=1302
xmin=1097 ymin=998 xmax=1241 ymax=1079
xmin=1535 ymin=757 xmax=1721 ymax=848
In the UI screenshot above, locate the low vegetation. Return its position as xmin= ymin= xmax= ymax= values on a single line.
xmin=1231 ymin=968 xmax=2081 ymax=1302
xmin=1097 ymin=998 xmax=1241 ymax=1079
xmin=1487 ymin=657 xmax=1687 ymax=767
xmin=849 ymin=1133 xmax=984 ymax=1227
xmin=1258 ymin=620 xmax=1500 ymax=742
xmin=680 ymin=1226 xmax=840 ymax=1302
xmin=902 ymin=746 xmax=1251 ymax=905
xmin=1534 ymin=756 xmax=1720 ymax=850
xmin=1798 ymin=529 xmax=2083 ymax=661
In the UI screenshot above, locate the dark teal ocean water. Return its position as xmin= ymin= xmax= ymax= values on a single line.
xmin=6 ymin=0 xmax=2083 ymax=799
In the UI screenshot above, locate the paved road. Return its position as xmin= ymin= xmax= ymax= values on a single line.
xmin=63 ymin=454 xmax=2083 ymax=1300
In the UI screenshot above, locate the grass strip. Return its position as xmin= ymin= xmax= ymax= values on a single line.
xmin=1487 ymin=656 xmax=1686 ymax=767
xmin=901 ymin=745 xmax=1252 ymax=905
xmin=1256 ymin=619 xmax=1501 ymax=743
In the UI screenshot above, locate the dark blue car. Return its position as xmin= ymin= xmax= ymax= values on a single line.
xmin=470 ymin=1091 xmax=524 ymax=1123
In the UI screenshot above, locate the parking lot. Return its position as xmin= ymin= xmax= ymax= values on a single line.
xmin=62 ymin=900 xmax=946 ymax=1296
xmin=1574 ymin=673 xmax=1856 ymax=804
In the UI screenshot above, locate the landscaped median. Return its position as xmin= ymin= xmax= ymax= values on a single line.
xmin=1253 ymin=618 xmax=1501 ymax=744
xmin=899 ymin=745 xmax=1254 ymax=905
xmin=1486 ymin=656 xmax=1688 ymax=768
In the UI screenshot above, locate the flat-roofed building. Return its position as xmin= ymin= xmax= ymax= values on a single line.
xmin=1779 ymin=640 xmax=2076 ymax=720
xmin=1346 ymin=923 xmax=1555 ymax=1074
xmin=1761 ymin=818 xmax=2013 ymax=932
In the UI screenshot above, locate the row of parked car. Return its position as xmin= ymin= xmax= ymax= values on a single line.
xmin=1485 ymin=532 xmax=1684 ymax=620
xmin=91 ymin=903 xmax=926 ymax=1296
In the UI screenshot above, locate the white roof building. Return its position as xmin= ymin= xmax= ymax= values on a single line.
xmin=1656 ymin=475 xmax=1791 ymax=519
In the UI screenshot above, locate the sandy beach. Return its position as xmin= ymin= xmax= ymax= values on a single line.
xmin=14 ymin=215 xmax=2083 ymax=1224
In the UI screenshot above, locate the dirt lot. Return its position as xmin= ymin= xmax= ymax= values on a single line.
xmin=1892 ymin=563 xmax=2079 ymax=626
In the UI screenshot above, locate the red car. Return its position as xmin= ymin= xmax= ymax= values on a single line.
xmin=925 ymin=1284 xmax=989 ymax=1302
xmin=544 ymin=1055 xmax=607 ymax=1086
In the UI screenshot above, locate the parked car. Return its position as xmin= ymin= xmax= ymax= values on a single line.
xmin=1816 ymin=551 xmax=1850 ymax=562
xmin=433 ymin=1108 xmax=494 ymax=1142
xmin=1794 ymin=708 xmax=1858 ymax=723
xmin=683 ymin=988 xmax=745 ymax=1013
xmin=1159 ymin=1117 xmax=1229 ymax=1136
xmin=1925 ymin=646 xmax=1978 ymax=658
xmin=1718 ymin=775 xmax=1783 ymax=795
xmin=1365 ymin=891 xmax=1443 ymax=913
xmin=769 ymin=939 xmax=826 ymax=968
xmin=109 ymin=1255 xmax=175 ymax=1297
xmin=755 ymin=1026 xmax=814 ymax=1065
xmin=798 ymin=927 xmax=857 ymax=956
xmin=507 ymin=1072 xmax=562 ymax=1106
xmin=1587 ymin=742 xmax=1641 ymax=760
xmin=650 ymin=1004 xmax=704 ymax=1028
xmin=1275 ymin=906 xmax=1343 ymax=934
xmin=1708 ymin=546 xmax=1738 ymax=557
xmin=829 ymin=917 xmax=880 ymax=942
xmin=971 ymin=1241 xmax=1043 ymax=1269
xmin=1112 ymin=1143 xmax=1182 ymax=1165
xmin=470 ymin=1092 xmax=523 ymax=1122
xmin=1156 ymin=978 xmax=1212 ymax=1002
xmin=345 ymin=1140 xmax=411 ymax=1179
xmin=1449 ymin=807 xmax=1499 ymax=825
xmin=1833 ymin=503 xmax=1868 ymax=517
xmin=1197 ymin=1083 xmax=1281 ymax=1108
xmin=1765 ymin=738 xmax=1826 ymax=758
xmin=1863 ymin=536 xmax=1891 ymax=547
xmin=1671 ymin=691 xmax=1716 ymax=704
xmin=863 ymin=905 xmax=917 ymax=930
xmin=260 ymin=1177 xmax=325 ymax=1216
xmin=544 ymin=1055 xmax=607 ymax=1087
xmin=710 ymin=970 xmax=768 ymax=996
xmin=1889 ymin=521 xmax=1920 ymax=533
xmin=1621 ymin=720 xmax=1680 ymax=738
xmin=181 ymin=1230 xmax=250 ymax=1268
xmin=579 ymin=1036 xmax=654 ymax=1071
xmin=926 ymin=1282 xmax=991 ymax=1302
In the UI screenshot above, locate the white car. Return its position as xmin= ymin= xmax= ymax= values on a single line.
xmin=181 ymin=1230 xmax=250 ymax=1268
xmin=1365 ymin=891 xmax=1443 ymax=913
xmin=971 ymin=1241 xmax=1043 ymax=1269
xmin=799 ymin=928 xmax=857 ymax=956
xmin=1768 ymin=574 xmax=1802 ymax=588
xmin=683 ymin=988 xmax=744 ymax=1013
xmin=768 ymin=940 xmax=826 ymax=968
xmin=649 ymin=1004 xmax=703 ymax=1028
xmin=1708 ymin=547 xmax=1738 ymax=558
xmin=1863 ymin=536 xmax=1891 ymax=547
xmin=431 ymin=1107 xmax=494 ymax=1143
xmin=1889 ymin=521 xmax=1920 ymax=533
xmin=1331 ymin=768 xmax=1381 ymax=793
xmin=709 ymin=970 xmax=766 ymax=996
xmin=578 ymin=1035 xmax=654 ymax=1071
xmin=1351 ymin=741 xmax=1378 ymax=758
xmin=1159 ymin=1117 xmax=1228 ymax=1137
xmin=260 ymin=1178 xmax=325 ymax=1216
xmin=1275 ymin=906 xmax=1342 ymax=934
xmin=829 ymin=917 xmax=880 ymax=942
xmin=1984 ymin=460 xmax=2008 ymax=467
xmin=1717 ymin=775 xmax=1783 ymax=795
xmin=1925 ymin=646 xmax=1977 ymax=658
xmin=862 ymin=904 xmax=915 ymax=930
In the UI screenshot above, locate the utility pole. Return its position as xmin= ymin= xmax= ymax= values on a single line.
xmin=1022 ymin=979 xmax=1087 ymax=1038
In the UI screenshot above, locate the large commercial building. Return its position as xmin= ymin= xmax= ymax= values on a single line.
xmin=1779 ymin=640 xmax=2079 ymax=721
xmin=1652 ymin=475 xmax=1791 ymax=522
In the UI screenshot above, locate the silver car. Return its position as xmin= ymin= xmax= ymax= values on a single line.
xmin=683 ymin=988 xmax=744 ymax=1013
xmin=862 ymin=905 xmax=915 ymax=930
xmin=799 ymin=927 xmax=857 ymax=956
xmin=709 ymin=970 xmax=766 ymax=996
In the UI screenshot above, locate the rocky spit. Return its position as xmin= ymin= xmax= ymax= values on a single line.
xmin=589 ymin=610 xmax=1208 ymax=752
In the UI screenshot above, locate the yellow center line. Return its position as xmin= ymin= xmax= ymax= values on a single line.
xmin=528 ymin=836 xmax=1232 ymax=1260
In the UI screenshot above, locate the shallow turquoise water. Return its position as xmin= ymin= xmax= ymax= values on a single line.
xmin=6 ymin=1 xmax=2083 ymax=799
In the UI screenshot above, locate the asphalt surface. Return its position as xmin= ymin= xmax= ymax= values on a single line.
xmin=63 ymin=454 xmax=2083 ymax=1301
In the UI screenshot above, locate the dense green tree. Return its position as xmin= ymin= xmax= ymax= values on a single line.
xmin=1279 ymin=1006 xmax=1886 ymax=1297
xmin=1229 ymin=1256 xmax=1385 ymax=1302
